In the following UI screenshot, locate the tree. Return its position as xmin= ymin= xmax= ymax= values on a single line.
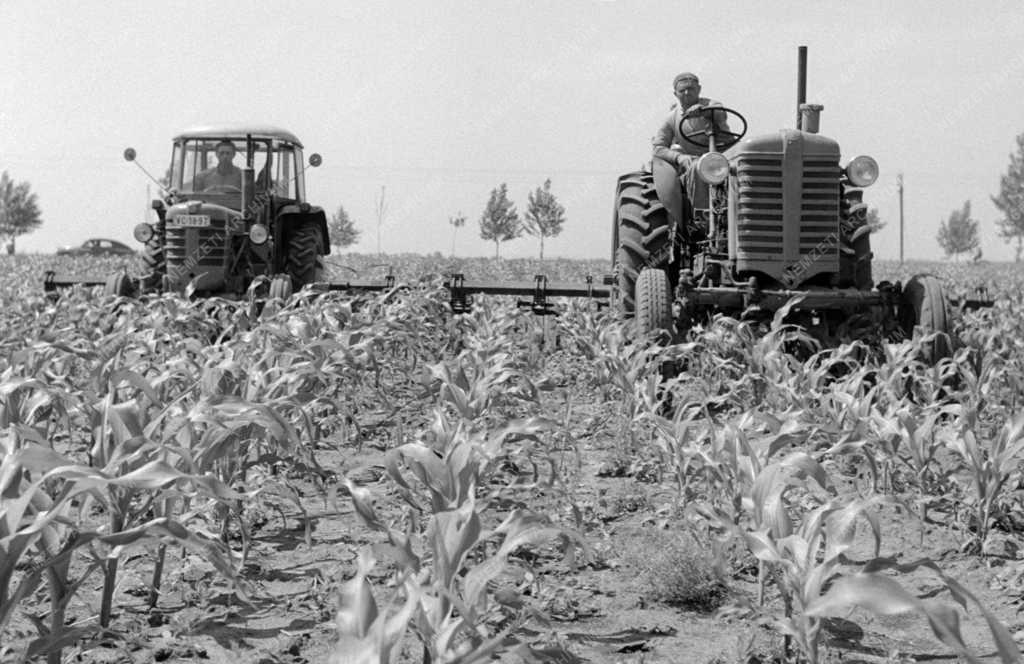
xmin=448 ymin=211 xmax=466 ymax=257
xmin=522 ymin=178 xmax=566 ymax=260
xmin=328 ymin=204 xmax=360 ymax=249
xmin=479 ymin=183 xmax=520 ymax=258
xmin=936 ymin=200 xmax=980 ymax=261
xmin=991 ymin=131 xmax=1024 ymax=261
xmin=0 ymin=171 xmax=42 ymax=253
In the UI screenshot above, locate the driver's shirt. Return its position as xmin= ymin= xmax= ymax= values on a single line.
xmin=194 ymin=165 xmax=242 ymax=191
xmin=652 ymin=97 xmax=732 ymax=165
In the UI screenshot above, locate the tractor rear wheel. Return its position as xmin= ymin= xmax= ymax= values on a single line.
xmin=899 ymin=274 xmax=952 ymax=363
xmin=284 ymin=222 xmax=325 ymax=292
xmin=635 ymin=268 xmax=673 ymax=338
xmin=615 ymin=173 xmax=672 ymax=316
xmin=103 ymin=272 xmax=135 ymax=297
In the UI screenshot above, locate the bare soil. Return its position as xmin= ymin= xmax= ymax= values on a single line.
xmin=8 ymin=400 xmax=1021 ymax=664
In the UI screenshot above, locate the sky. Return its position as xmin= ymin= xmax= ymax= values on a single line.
xmin=3 ymin=0 xmax=1024 ymax=262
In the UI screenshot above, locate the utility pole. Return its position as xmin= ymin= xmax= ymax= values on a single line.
xmin=897 ymin=173 xmax=904 ymax=264
xmin=375 ymin=185 xmax=387 ymax=256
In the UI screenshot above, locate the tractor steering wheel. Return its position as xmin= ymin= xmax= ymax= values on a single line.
xmin=679 ymin=106 xmax=748 ymax=151
xmin=203 ymin=184 xmax=243 ymax=194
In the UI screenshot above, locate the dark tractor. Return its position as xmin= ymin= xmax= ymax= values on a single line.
xmin=112 ymin=124 xmax=328 ymax=299
xmin=612 ymin=48 xmax=959 ymax=361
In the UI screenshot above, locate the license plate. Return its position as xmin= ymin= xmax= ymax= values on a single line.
xmin=172 ymin=215 xmax=210 ymax=227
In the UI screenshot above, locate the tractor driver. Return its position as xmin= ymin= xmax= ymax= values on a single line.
xmin=652 ymin=72 xmax=731 ymax=237
xmin=194 ymin=140 xmax=243 ymax=191
xmin=652 ymin=72 xmax=731 ymax=170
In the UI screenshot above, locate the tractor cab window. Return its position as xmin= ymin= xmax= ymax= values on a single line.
xmin=172 ymin=139 xmax=271 ymax=194
xmin=270 ymin=146 xmax=298 ymax=200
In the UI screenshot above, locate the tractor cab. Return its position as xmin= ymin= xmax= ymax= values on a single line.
xmin=171 ymin=131 xmax=306 ymax=203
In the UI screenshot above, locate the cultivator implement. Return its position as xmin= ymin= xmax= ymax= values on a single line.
xmin=42 ymin=270 xmax=616 ymax=314
xmin=441 ymin=274 xmax=613 ymax=314
xmin=43 ymin=269 xmax=991 ymax=315
xmin=310 ymin=272 xmax=615 ymax=314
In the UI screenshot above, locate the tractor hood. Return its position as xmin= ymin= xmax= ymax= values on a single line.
xmin=729 ymin=129 xmax=840 ymax=162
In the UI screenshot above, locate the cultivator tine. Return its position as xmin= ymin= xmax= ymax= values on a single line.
xmin=515 ymin=275 xmax=557 ymax=316
xmin=586 ymin=275 xmax=612 ymax=310
xmin=447 ymin=273 xmax=471 ymax=314
xmin=955 ymin=285 xmax=995 ymax=312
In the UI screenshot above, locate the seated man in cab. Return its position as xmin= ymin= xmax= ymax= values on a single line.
xmin=194 ymin=140 xmax=242 ymax=191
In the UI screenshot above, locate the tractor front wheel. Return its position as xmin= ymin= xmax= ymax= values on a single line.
xmin=142 ymin=239 xmax=165 ymax=279
xmin=284 ymin=222 xmax=325 ymax=292
xmin=899 ymin=274 xmax=952 ymax=363
xmin=635 ymin=268 xmax=673 ymax=338
xmin=103 ymin=272 xmax=135 ymax=297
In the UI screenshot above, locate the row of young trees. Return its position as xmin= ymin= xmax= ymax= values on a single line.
xmin=330 ymin=179 xmax=566 ymax=259
xmin=474 ymin=179 xmax=566 ymax=259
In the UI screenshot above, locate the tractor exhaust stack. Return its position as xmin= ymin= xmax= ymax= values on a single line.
xmin=796 ymin=45 xmax=807 ymax=129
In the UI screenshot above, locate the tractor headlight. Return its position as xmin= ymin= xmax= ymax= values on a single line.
xmin=845 ymin=156 xmax=879 ymax=187
xmin=133 ymin=223 xmax=154 ymax=243
xmin=696 ymin=152 xmax=730 ymax=185
xmin=248 ymin=223 xmax=269 ymax=245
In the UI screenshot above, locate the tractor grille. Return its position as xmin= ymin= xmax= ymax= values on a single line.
xmin=734 ymin=150 xmax=840 ymax=285
xmin=165 ymin=220 xmax=227 ymax=274
xmin=736 ymin=156 xmax=840 ymax=256
xmin=736 ymin=156 xmax=785 ymax=256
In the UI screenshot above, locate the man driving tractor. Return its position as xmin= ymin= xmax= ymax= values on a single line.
xmin=193 ymin=139 xmax=243 ymax=191
xmin=652 ymin=72 xmax=732 ymax=237
xmin=652 ymin=72 xmax=731 ymax=168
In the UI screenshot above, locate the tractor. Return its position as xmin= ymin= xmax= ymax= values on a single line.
xmin=612 ymin=47 xmax=981 ymax=361
xmin=110 ymin=124 xmax=329 ymax=299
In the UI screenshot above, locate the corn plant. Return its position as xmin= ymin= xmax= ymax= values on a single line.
xmin=341 ymin=393 xmax=580 ymax=663
xmin=1 ymin=431 xmax=240 ymax=661
xmin=732 ymin=495 xmax=887 ymax=663
xmin=947 ymin=408 xmax=1024 ymax=551
xmin=807 ymin=557 xmax=1021 ymax=663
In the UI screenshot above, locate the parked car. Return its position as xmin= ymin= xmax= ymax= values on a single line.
xmin=56 ymin=238 xmax=136 ymax=257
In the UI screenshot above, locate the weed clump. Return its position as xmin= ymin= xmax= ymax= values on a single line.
xmin=627 ymin=529 xmax=729 ymax=611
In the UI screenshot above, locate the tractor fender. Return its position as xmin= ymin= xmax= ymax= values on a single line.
xmin=275 ymin=204 xmax=331 ymax=255
xmin=652 ymin=156 xmax=684 ymax=227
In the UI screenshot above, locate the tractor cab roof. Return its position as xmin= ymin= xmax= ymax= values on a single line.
xmin=173 ymin=124 xmax=303 ymax=147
